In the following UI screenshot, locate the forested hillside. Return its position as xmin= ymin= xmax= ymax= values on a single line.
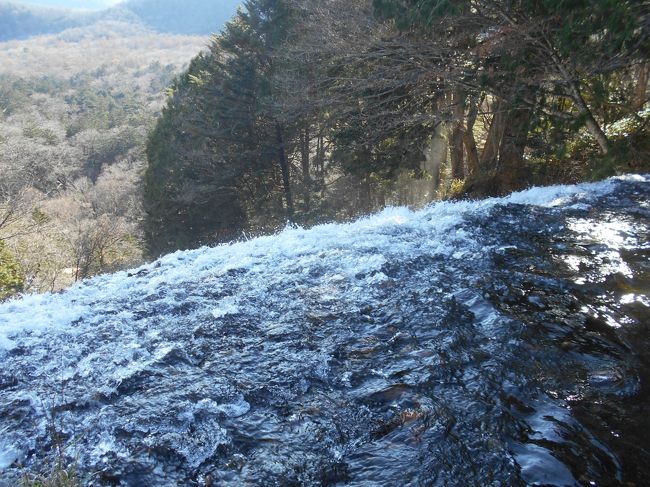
xmin=0 ymin=3 xmax=100 ymax=40
xmin=145 ymin=0 xmax=650 ymax=255
xmin=0 ymin=0 xmax=241 ymax=41
xmin=0 ymin=21 xmax=207 ymax=295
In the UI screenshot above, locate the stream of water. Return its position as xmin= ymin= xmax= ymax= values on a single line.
xmin=0 ymin=175 xmax=648 ymax=486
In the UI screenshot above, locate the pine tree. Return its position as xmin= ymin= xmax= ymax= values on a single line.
xmin=144 ymin=0 xmax=297 ymax=255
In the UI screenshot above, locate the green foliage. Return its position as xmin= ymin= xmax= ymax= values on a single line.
xmin=144 ymin=0 xmax=297 ymax=255
xmin=31 ymin=208 xmax=50 ymax=225
xmin=64 ymin=79 xmax=150 ymax=134
xmin=20 ymin=439 xmax=81 ymax=487
xmin=589 ymin=129 xmax=650 ymax=179
xmin=523 ymin=0 xmax=641 ymax=59
xmin=333 ymin=119 xmax=429 ymax=181
xmin=1 ymin=73 xmax=151 ymax=136
xmin=0 ymin=240 xmax=24 ymax=301
xmin=0 ymin=75 xmax=31 ymax=117
xmin=23 ymin=125 xmax=59 ymax=145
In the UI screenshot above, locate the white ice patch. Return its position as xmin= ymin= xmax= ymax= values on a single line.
xmin=366 ymin=271 xmax=388 ymax=285
xmin=614 ymin=173 xmax=649 ymax=182
xmin=505 ymin=180 xmax=612 ymax=207
xmin=621 ymin=293 xmax=650 ymax=307
xmin=0 ymin=335 xmax=14 ymax=351
xmin=567 ymin=203 xmax=592 ymax=211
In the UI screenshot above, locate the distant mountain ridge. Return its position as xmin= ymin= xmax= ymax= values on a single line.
xmin=0 ymin=0 xmax=241 ymax=41
xmin=123 ymin=0 xmax=242 ymax=36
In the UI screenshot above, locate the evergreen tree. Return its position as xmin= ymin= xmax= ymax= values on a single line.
xmin=144 ymin=0 xmax=297 ymax=255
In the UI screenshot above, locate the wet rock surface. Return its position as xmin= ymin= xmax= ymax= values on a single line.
xmin=0 ymin=176 xmax=648 ymax=486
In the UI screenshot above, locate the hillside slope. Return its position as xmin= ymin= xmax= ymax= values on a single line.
xmin=0 ymin=8 xmax=209 ymax=294
xmin=124 ymin=0 xmax=241 ymax=35
xmin=0 ymin=3 xmax=99 ymax=40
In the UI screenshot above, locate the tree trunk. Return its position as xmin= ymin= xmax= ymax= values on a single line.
xmin=449 ymin=126 xmax=464 ymax=180
xmin=275 ymin=123 xmax=294 ymax=219
xmin=497 ymin=105 xmax=532 ymax=191
xmin=463 ymin=96 xmax=480 ymax=175
xmin=632 ymin=63 xmax=649 ymax=112
xmin=359 ymin=176 xmax=373 ymax=213
xmin=568 ymin=80 xmax=610 ymax=154
xmin=543 ymin=44 xmax=611 ymax=154
xmin=448 ymin=89 xmax=465 ymax=180
xmin=316 ymin=133 xmax=326 ymax=196
xmin=300 ymin=126 xmax=311 ymax=212
xmin=480 ymin=97 xmax=507 ymax=169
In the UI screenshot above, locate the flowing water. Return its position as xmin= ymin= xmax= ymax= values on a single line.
xmin=0 ymin=175 xmax=648 ymax=486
